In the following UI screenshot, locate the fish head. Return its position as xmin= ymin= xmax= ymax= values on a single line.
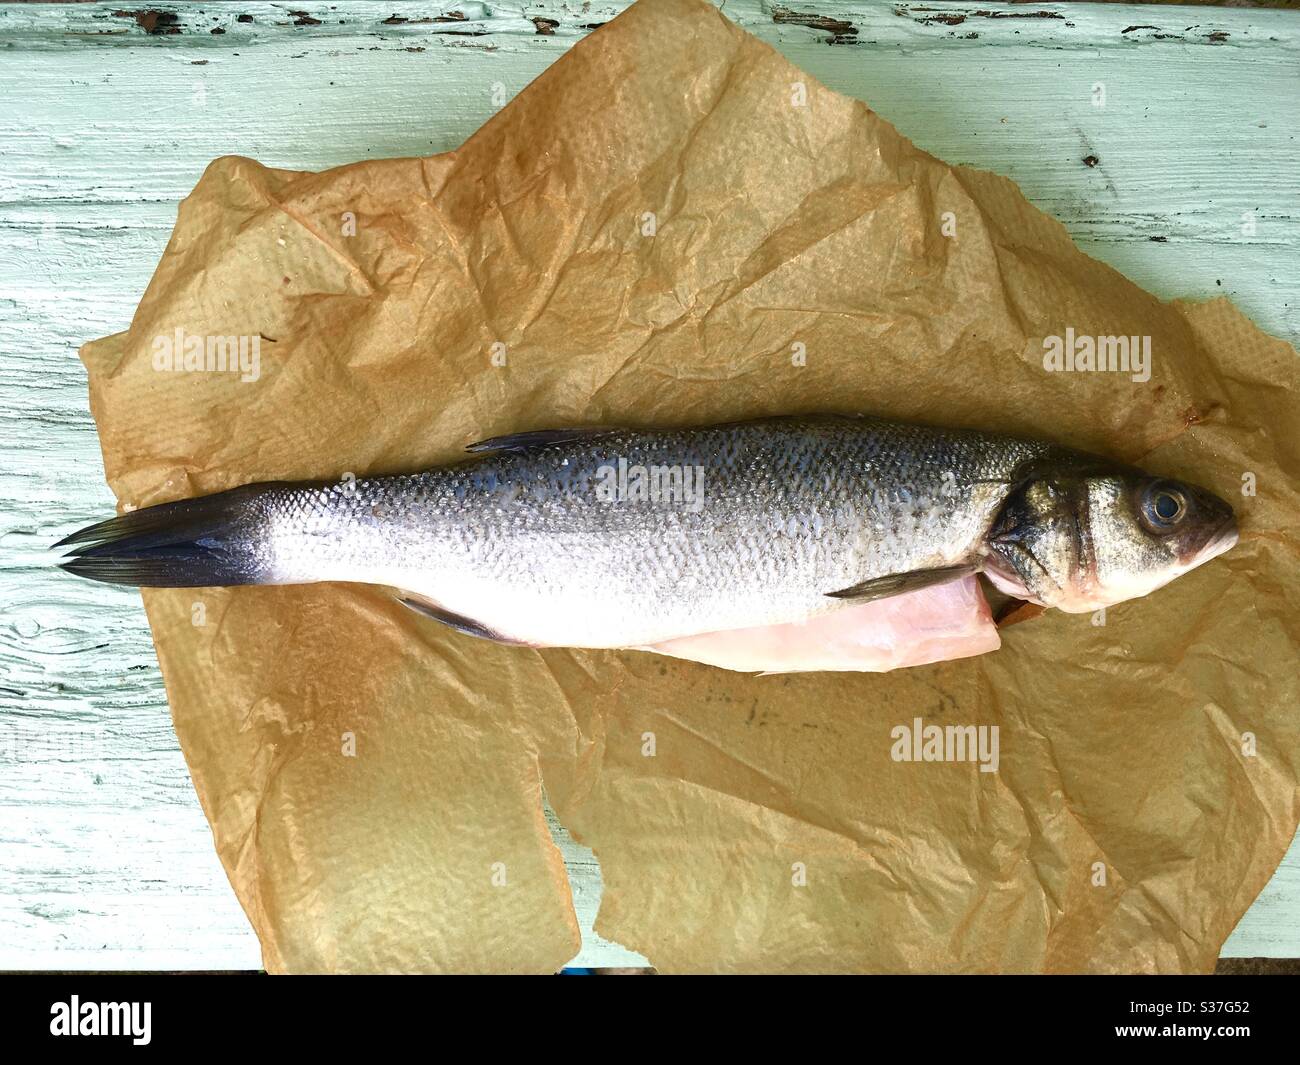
xmin=983 ymin=467 xmax=1237 ymax=613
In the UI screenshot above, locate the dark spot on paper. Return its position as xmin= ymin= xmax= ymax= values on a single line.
xmin=1082 ymin=154 xmax=1099 ymax=168
xmin=210 ymin=26 xmax=225 ymax=35
xmin=920 ymin=13 xmax=965 ymax=26
xmin=1121 ymin=25 xmax=1157 ymax=34
xmin=282 ymin=277 xmax=291 ymax=285
xmin=236 ymin=13 xmax=253 ymax=23
xmin=579 ymin=22 xmax=606 ymax=30
xmin=1206 ymin=31 xmax=1229 ymax=44
xmin=382 ymin=14 xmax=408 ymax=24
xmin=771 ymin=7 xmax=858 ymax=45
xmin=532 ymin=17 xmax=559 ymax=35
xmin=1149 ymin=235 xmax=1167 ymax=242
xmin=112 ymin=10 xmax=181 ymax=35
xmin=1153 ymin=384 xmax=1166 ymax=400
xmin=290 ymin=10 xmax=322 ymax=26
xmin=191 ymin=59 xmax=208 ymax=65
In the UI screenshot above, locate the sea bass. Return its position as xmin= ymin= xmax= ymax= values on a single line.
xmin=56 ymin=415 xmax=1238 ymax=673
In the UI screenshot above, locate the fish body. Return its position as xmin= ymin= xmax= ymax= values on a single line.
xmin=57 ymin=415 xmax=1238 ymax=668
xmin=240 ymin=416 xmax=1054 ymax=647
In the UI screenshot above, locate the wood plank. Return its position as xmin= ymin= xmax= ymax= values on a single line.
xmin=1 ymin=0 xmax=1296 ymax=969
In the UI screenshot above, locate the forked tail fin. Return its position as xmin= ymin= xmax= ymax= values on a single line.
xmin=55 ymin=484 xmax=275 ymax=588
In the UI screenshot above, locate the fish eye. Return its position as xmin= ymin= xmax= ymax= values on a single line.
xmin=1141 ymin=483 xmax=1187 ymax=531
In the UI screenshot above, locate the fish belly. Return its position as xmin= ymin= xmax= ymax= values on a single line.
xmin=643 ymin=575 xmax=999 ymax=673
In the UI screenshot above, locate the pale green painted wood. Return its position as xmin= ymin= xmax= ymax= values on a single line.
xmin=0 ymin=0 xmax=1296 ymax=970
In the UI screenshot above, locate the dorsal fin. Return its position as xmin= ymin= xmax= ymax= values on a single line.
xmin=465 ymin=427 xmax=619 ymax=455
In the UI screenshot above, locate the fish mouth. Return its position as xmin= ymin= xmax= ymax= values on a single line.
xmin=1199 ymin=515 xmax=1239 ymax=563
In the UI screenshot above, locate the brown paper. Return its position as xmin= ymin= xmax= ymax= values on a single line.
xmin=79 ymin=0 xmax=1299 ymax=973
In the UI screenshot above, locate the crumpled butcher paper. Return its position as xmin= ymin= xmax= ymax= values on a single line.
xmin=78 ymin=0 xmax=1300 ymax=972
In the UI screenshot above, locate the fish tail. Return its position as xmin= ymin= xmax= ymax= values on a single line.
xmin=54 ymin=484 xmax=275 ymax=588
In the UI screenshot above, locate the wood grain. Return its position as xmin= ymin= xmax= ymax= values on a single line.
xmin=1 ymin=0 xmax=1296 ymax=970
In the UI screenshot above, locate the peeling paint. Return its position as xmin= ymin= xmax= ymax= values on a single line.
xmin=918 ymin=12 xmax=966 ymax=26
xmin=900 ymin=6 xmax=1063 ymax=22
xmin=968 ymin=9 xmax=1063 ymax=19
xmin=110 ymin=9 xmax=180 ymax=35
xmin=772 ymin=6 xmax=858 ymax=45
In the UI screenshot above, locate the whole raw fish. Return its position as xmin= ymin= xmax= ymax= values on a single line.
xmin=56 ymin=415 xmax=1238 ymax=672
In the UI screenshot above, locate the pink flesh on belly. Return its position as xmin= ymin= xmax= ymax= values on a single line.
xmin=641 ymin=575 xmax=1000 ymax=674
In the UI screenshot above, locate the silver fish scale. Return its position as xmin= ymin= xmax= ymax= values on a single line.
xmin=252 ymin=416 xmax=1056 ymax=646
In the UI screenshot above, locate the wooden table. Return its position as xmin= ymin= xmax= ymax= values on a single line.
xmin=1 ymin=0 xmax=1296 ymax=970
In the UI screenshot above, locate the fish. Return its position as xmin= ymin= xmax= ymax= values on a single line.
xmin=55 ymin=415 xmax=1238 ymax=673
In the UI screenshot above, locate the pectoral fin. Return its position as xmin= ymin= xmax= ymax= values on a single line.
xmin=395 ymin=594 xmax=525 ymax=645
xmin=826 ymin=563 xmax=976 ymax=603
